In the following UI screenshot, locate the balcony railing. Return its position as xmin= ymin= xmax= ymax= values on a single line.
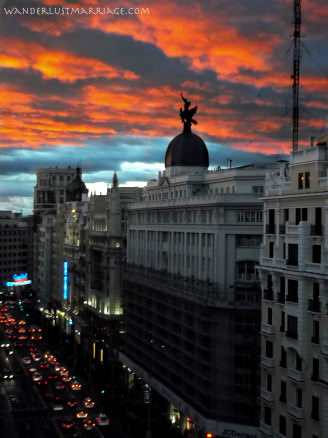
xmin=287 ymin=368 xmax=304 ymax=383
xmin=260 ymin=356 xmax=275 ymax=369
xmin=260 ymin=388 xmax=275 ymax=403
xmin=288 ymin=404 xmax=305 ymax=420
xmin=260 ymin=323 xmax=275 ymax=336
xmin=264 ymin=289 xmax=274 ymax=301
xmin=259 ymin=422 xmax=273 ymax=437
xmin=308 ymin=299 xmax=321 ymax=313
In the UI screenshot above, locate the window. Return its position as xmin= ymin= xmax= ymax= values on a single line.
xmin=296 ymin=388 xmax=302 ymax=408
xmin=298 ymin=172 xmax=304 ymax=189
xmin=264 ymin=407 xmax=271 ymax=426
xmin=267 ymin=308 xmax=272 ymax=325
xmin=315 ymin=207 xmax=322 ymax=234
xmin=279 ymin=415 xmax=286 ymax=435
xmin=312 ymin=358 xmax=319 ymax=381
xmin=280 ymin=311 xmax=285 ymax=332
xmin=267 ymin=374 xmax=272 ymax=391
xmin=267 ymin=209 xmax=275 ymax=233
xmin=287 ymin=244 xmax=298 ymax=266
xmin=280 ymin=381 xmax=286 ymax=403
xmin=266 ymin=341 xmax=273 ymax=358
xmin=296 ymin=208 xmax=301 ymax=225
xmin=287 ymin=279 xmax=298 ymax=302
xmin=312 ymin=320 xmax=320 ymax=344
xmin=293 ymin=424 xmax=302 ymax=438
xmin=311 ymin=396 xmax=319 ymax=421
xmin=312 ymin=245 xmax=321 ymax=264
xmin=296 ymin=353 xmax=302 ymax=371
xmin=284 ymin=208 xmax=289 ymax=222
xmin=237 ymin=261 xmax=257 ymax=281
xmin=287 ymin=315 xmax=298 ymax=339
xmin=305 ymin=172 xmax=310 ymax=188
xmin=269 ymin=242 xmax=274 ymax=258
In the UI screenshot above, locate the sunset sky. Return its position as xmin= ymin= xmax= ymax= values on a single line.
xmin=0 ymin=0 xmax=327 ymax=214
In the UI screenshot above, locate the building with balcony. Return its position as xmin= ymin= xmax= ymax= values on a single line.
xmin=120 ymin=99 xmax=279 ymax=437
xmin=258 ymin=136 xmax=328 ymax=438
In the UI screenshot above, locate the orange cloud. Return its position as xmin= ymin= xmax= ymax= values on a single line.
xmin=0 ymin=37 xmax=139 ymax=83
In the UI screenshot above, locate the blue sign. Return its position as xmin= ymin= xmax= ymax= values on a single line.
xmin=63 ymin=261 xmax=69 ymax=300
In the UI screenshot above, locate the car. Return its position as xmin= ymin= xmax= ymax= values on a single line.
xmin=71 ymin=381 xmax=81 ymax=391
xmin=62 ymin=375 xmax=72 ymax=382
xmin=32 ymin=353 xmax=42 ymax=362
xmin=32 ymin=372 xmax=42 ymax=382
xmin=28 ymin=366 xmax=38 ymax=373
xmin=60 ymin=417 xmax=75 ymax=429
xmin=83 ymin=397 xmax=95 ymax=409
xmin=83 ymin=419 xmax=95 ymax=430
xmin=66 ymin=399 xmax=77 ymax=408
xmin=96 ymin=413 xmax=110 ymax=426
xmin=22 ymin=356 xmax=31 ymax=365
xmin=55 ymin=382 xmax=65 ymax=391
xmin=0 ymin=343 xmax=10 ymax=348
xmin=2 ymin=369 xmax=14 ymax=380
xmin=76 ymin=410 xmax=88 ymax=419
xmin=51 ymin=401 xmax=64 ymax=411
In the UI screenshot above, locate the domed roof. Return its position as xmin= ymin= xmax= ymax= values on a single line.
xmin=165 ymin=132 xmax=209 ymax=168
xmin=66 ymin=167 xmax=88 ymax=202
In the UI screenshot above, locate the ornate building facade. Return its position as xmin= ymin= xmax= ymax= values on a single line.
xmin=120 ymin=97 xmax=279 ymax=437
xmin=258 ymin=137 xmax=328 ymax=438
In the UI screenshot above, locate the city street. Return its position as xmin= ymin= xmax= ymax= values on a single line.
xmin=0 ymin=304 xmax=130 ymax=438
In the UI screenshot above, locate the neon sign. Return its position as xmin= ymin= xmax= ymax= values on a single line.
xmin=5 ymin=273 xmax=32 ymax=287
xmin=13 ymin=273 xmax=28 ymax=282
xmin=63 ymin=261 xmax=69 ymax=300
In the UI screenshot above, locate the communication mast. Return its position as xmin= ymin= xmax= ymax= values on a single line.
xmin=292 ymin=0 xmax=302 ymax=152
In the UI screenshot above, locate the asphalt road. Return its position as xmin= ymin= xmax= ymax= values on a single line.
xmin=0 ymin=308 xmax=128 ymax=438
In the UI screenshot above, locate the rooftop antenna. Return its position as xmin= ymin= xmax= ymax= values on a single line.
xmin=292 ymin=0 xmax=302 ymax=152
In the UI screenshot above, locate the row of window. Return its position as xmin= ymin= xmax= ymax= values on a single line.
xmin=268 ymin=242 xmax=322 ymax=264
xmin=267 ymin=206 xmax=322 ymax=230
xmin=266 ymin=307 xmax=320 ymax=342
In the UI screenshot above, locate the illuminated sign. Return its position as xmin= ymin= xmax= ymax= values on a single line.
xmin=13 ymin=273 xmax=28 ymax=281
xmin=5 ymin=273 xmax=32 ymax=287
xmin=63 ymin=261 xmax=69 ymax=300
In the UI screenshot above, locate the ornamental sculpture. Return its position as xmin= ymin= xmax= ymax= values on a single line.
xmin=180 ymin=93 xmax=198 ymax=133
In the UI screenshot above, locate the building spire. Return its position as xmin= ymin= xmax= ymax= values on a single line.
xmin=112 ymin=170 xmax=118 ymax=188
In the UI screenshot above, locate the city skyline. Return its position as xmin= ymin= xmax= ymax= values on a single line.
xmin=0 ymin=0 xmax=327 ymax=214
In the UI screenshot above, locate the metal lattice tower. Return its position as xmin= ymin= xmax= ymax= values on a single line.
xmin=292 ymin=0 xmax=302 ymax=152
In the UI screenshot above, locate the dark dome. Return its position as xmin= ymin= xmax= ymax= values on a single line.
xmin=66 ymin=167 xmax=88 ymax=202
xmin=165 ymin=132 xmax=209 ymax=168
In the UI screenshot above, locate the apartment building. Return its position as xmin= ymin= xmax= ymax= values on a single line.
xmin=258 ymin=137 xmax=328 ymax=438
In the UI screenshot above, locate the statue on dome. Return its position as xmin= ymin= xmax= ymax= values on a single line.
xmin=180 ymin=93 xmax=198 ymax=133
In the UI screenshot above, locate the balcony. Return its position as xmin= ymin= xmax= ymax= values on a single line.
xmin=264 ymin=289 xmax=274 ymax=301
xmin=288 ymin=404 xmax=305 ymax=420
xmin=260 ymin=388 xmax=275 ymax=403
xmin=286 ymin=224 xmax=299 ymax=235
xmin=287 ymin=368 xmax=305 ymax=383
xmin=308 ymin=299 xmax=321 ymax=313
xmin=259 ymin=422 xmax=273 ymax=437
xmin=260 ymin=356 xmax=275 ymax=369
xmin=260 ymin=323 xmax=275 ymax=336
